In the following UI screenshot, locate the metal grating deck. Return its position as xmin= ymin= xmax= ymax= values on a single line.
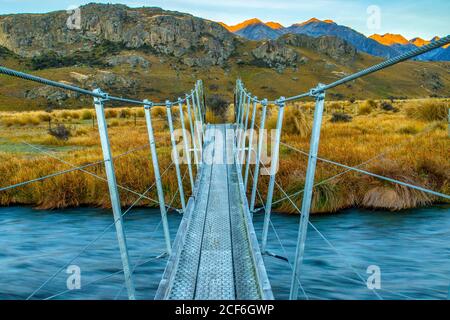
xmin=155 ymin=124 xmax=273 ymax=300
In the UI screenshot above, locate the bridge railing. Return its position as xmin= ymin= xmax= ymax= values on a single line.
xmin=0 ymin=65 xmax=207 ymax=300
xmin=234 ymin=35 xmax=450 ymax=300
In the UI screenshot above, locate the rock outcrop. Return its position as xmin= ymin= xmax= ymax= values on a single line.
xmin=106 ymin=54 xmax=150 ymax=68
xmin=252 ymin=41 xmax=298 ymax=72
xmin=24 ymin=71 xmax=139 ymax=102
xmin=0 ymin=3 xmax=236 ymax=67
xmin=278 ymin=34 xmax=357 ymax=63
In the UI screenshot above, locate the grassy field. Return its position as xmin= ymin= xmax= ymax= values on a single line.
xmin=0 ymin=98 xmax=448 ymax=213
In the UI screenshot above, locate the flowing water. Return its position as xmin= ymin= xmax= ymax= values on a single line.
xmin=0 ymin=205 xmax=449 ymax=300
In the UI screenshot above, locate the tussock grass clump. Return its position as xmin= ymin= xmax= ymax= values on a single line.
xmin=104 ymin=109 xmax=118 ymax=119
xmin=405 ymin=99 xmax=448 ymax=121
xmin=358 ymin=101 xmax=374 ymax=115
xmin=206 ymin=109 xmax=221 ymax=124
xmin=267 ymin=105 xmax=312 ymax=137
xmin=81 ymin=110 xmax=94 ymax=120
xmin=357 ymin=159 xmax=435 ymax=210
xmin=119 ymin=109 xmax=131 ymax=118
xmin=151 ymin=106 xmax=166 ymax=119
xmin=225 ymin=104 xmax=235 ymax=123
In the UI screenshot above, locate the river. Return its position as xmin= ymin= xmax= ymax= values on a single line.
xmin=0 ymin=205 xmax=449 ymax=300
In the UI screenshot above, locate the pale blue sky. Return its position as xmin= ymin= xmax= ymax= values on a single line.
xmin=0 ymin=0 xmax=448 ymax=39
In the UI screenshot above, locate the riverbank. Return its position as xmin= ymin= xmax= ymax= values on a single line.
xmin=0 ymin=98 xmax=448 ymax=213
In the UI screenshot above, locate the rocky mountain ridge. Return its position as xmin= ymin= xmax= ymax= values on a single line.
xmin=221 ymin=18 xmax=450 ymax=61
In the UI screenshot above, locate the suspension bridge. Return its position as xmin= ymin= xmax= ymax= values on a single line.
xmin=0 ymin=35 xmax=449 ymax=300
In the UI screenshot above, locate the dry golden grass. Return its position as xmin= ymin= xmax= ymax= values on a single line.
xmin=0 ymin=98 xmax=448 ymax=213
xmin=0 ymin=106 xmax=189 ymax=210
xmin=405 ymin=99 xmax=449 ymax=121
xmin=247 ymin=98 xmax=449 ymax=213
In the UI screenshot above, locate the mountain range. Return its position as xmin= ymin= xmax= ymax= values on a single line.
xmin=220 ymin=18 xmax=450 ymax=61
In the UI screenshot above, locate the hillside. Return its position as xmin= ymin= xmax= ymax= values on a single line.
xmin=0 ymin=3 xmax=449 ymax=111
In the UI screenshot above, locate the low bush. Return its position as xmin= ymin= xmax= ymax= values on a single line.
xmin=380 ymin=101 xmax=398 ymax=112
xmin=48 ymin=124 xmax=71 ymax=141
xmin=206 ymin=94 xmax=229 ymax=119
xmin=330 ymin=112 xmax=352 ymax=123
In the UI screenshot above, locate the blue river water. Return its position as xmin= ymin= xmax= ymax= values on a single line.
xmin=0 ymin=205 xmax=449 ymax=300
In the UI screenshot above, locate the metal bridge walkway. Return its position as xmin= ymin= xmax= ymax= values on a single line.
xmin=155 ymin=124 xmax=273 ymax=300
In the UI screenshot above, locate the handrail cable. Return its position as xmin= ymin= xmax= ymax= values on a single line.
xmin=19 ymin=142 xmax=180 ymax=212
xmin=280 ymin=141 xmax=450 ymax=200
xmin=249 ymin=168 xmax=309 ymax=300
xmin=0 ymin=142 xmax=148 ymax=192
xmin=272 ymin=122 xmax=441 ymax=205
xmin=43 ymin=255 xmax=162 ymax=300
xmin=257 ymin=160 xmax=383 ymax=300
xmin=25 ymin=161 xmax=174 ymax=300
xmin=0 ymin=65 xmax=199 ymax=106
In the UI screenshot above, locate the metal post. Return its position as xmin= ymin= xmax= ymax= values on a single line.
xmin=250 ymin=99 xmax=268 ymax=215
xmin=144 ymin=100 xmax=172 ymax=255
xmin=192 ymin=90 xmax=203 ymax=165
xmin=195 ymin=86 xmax=204 ymax=137
xmin=261 ymin=97 xmax=285 ymax=254
xmin=244 ymin=98 xmax=258 ymax=191
xmin=166 ymin=101 xmax=186 ymax=212
xmin=186 ymin=94 xmax=199 ymax=171
xmin=237 ymin=85 xmax=244 ymax=126
xmin=240 ymin=94 xmax=251 ymax=167
xmin=178 ymin=98 xmax=195 ymax=192
xmin=289 ymin=86 xmax=326 ymax=300
xmin=93 ymin=89 xmax=136 ymax=300
xmin=237 ymin=92 xmax=248 ymax=163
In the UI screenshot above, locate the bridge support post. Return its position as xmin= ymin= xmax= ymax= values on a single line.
xmin=186 ymin=94 xmax=199 ymax=171
xmin=236 ymin=82 xmax=244 ymax=126
xmin=237 ymin=93 xmax=249 ymax=166
xmin=166 ymin=101 xmax=187 ymax=213
xmin=144 ymin=100 xmax=172 ymax=256
xmin=191 ymin=90 xmax=203 ymax=167
xmin=93 ymin=89 xmax=136 ymax=300
xmin=250 ymin=99 xmax=267 ymax=215
xmin=289 ymin=85 xmax=326 ymax=300
xmin=244 ymin=97 xmax=258 ymax=190
xmin=195 ymin=84 xmax=204 ymax=132
xmin=261 ymin=98 xmax=285 ymax=254
xmin=240 ymin=94 xmax=251 ymax=167
xmin=178 ymin=98 xmax=195 ymax=192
